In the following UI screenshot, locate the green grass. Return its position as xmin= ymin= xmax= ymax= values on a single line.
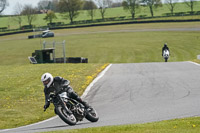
xmin=194 ymin=59 xmax=200 ymax=64
xmin=0 ymin=63 xmax=108 ymax=129
xmin=41 ymin=117 xmax=200 ymax=133
xmin=1 ymin=1 xmax=200 ymax=29
xmin=0 ymin=22 xmax=200 ymax=130
xmin=0 ymin=22 xmax=200 ymax=65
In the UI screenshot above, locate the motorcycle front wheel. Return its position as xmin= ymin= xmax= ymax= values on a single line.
xmin=56 ymin=106 xmax=77 ymax=125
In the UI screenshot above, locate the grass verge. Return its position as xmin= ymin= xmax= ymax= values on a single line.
xmin=41 ymin=117 xmax=200 ymax=133
xmin=193 ymin=59 xmax=200 ymax=64
xmin=0 ymin=63 xmax=108 ymax=129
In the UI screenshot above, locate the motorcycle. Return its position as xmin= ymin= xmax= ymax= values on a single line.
xmin=163 ymin=49 xmax=169 ymax=62
xmin=45 ymin=91 xmax=99 ymax=125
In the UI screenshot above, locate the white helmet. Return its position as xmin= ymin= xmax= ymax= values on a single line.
xmin=41 ymin=73 xmax=53 ymax=88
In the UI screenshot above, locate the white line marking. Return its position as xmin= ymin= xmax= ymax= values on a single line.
xmin=0 ymin=64 xmax=112 ymax=132
xmin=0 ymin=116 xmax=58 ymax=132
xmin=187 ymin=61 xmax=200 ymax=66
xmin=81 ymin=64 xmax=112 ymax=99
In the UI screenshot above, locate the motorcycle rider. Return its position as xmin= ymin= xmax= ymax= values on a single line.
xmin=162 ymin=43 xmax=170 ymax=56
xmin=41 ymin=72 xmax=90 ymax=112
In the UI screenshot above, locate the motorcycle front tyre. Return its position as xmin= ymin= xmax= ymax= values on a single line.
xmin=56 ymin=106 xmax=77 ymax=125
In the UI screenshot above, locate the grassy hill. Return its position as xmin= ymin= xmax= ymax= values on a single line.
xmin=0 ymin=22 xmax=200 ymax=65
xmin=0 ymin=1 xmax=200 ymax=29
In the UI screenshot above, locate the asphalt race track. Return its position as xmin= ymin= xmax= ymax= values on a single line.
xmin=1 ymin=61 xmax=200 ymax=133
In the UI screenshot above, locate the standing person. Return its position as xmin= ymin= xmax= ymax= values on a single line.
xmin=41 ymin=73 xmax=90 ymax=112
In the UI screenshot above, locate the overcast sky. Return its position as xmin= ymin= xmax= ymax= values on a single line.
xmin=3 ymin=0 xmax=41 ymax=15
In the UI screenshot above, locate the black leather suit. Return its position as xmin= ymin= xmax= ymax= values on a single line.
xmin=44 ymin=76 xmax=89 ymax=109
xmin=162 ymin=45 xmax=170 ymax=56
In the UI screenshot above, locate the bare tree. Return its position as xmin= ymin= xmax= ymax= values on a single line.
xmin=0 ymin=0 xmax=8 ymax=14
xmin=96 ymin=0 xmax=113 ymax=20
xmin=165 ymin=0 xmax=178 ymax=16
xmin=122 ymin=0 xmax=140 ymax=19
xmin=38 ymin=0 xmax=59 ymax=12
xmin=38 ymin=0 xmax=50 ymax=12
xmin=111 ymin=2 xmax=122 ymax=8
xmin=58 ymin=0 xmax=83 ymax=24
xmin=51 ymin=0 xmax=59 ymax=12
xmin=184 ymin=0 xmax=196 ymax=13
xmin=83 ymin=0 xmax=97 ymax=20
xmin=142 ymin=0 xmax=162 ymax=17
xmin=110 ymin=0 xmax=123 ymax=7
xmin=21 ymin=4 xmax=38 ymax=26
xmin=12 ymin=3 xmax=23 ymax=28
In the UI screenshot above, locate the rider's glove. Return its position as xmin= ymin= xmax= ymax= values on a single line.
xmin=44 ymin=103 xmax=50 ymax=111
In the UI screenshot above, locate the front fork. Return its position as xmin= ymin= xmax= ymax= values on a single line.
xmin=59 ymin=97 xmax=73 ymax=115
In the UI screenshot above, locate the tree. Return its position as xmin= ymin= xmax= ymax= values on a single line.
xmin=111 ymin=2 xmax=122 ymax=8
xmin=51 ymin=0 xmax=59 ymax=12
xmin=38 ymin=0 xmax=59 ymax=12
xmin=165 ymin=0 xmax=178 ymax=16
xmin=122 ymin=0 xmax=140 ymax=19
xmin=83 ymin=0 xmax=97 ymax=21
xmin=43 ymin=10 xmax=57 ymax=23
xmin=184 ymin=0 xmax=196 ymax=13
xmin=142 ymin=0 xmax=162 ymax=17
xmin=21 ymin=5 xmax=38 ymax=26
xmin=38 ymin=0 xmax=51 ymax=13
xmin=58 ymin=0 xmax=83 ymax=24
xmin=0 ymin=0 xmax=8 ymax=14
xmin=83 ymin=0 xmax=97 ymax=10
xmin=12 ymin=3 xmax=23 ymax=28
xmin=96 ymin=0 xmax=112 ymax=20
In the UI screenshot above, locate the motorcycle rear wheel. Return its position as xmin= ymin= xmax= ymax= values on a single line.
xmin=85 ymin=108 xmax=99 ymax=122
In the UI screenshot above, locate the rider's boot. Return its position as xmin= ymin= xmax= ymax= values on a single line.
xmin=54 ymin=108 xmax=58 ymax=114
xmin=76 ymin=97 xmax=91 ymax=109
xmin=70 ymin=91 xmax=91 ymax=109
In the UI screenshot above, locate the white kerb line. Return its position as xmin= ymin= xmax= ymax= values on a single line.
xmin=81 ymin=64 xmax=112 ymax=99
xmin=187 ymin=61 xmax=200 ymax=66
xmin=0 ymin=116 xmax=58 ymax=132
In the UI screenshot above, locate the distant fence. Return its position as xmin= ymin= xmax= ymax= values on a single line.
xmin=47 ymin=22 xmax=65 ymax=27
xmin=163 ymin=11 xmax=200 ymax=17
xmin=0 ymin=27 xmax=7 ymax=32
